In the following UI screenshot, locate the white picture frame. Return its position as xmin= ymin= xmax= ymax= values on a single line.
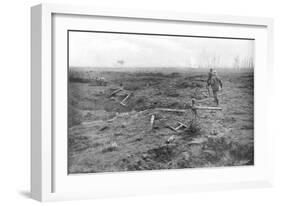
xmin=31 ymin=3 xmax=274 ymax=202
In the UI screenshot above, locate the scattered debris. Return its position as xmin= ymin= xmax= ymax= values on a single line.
xmin=108 ymin=88 xmax=123 ymax=97
xmin=108 ymin=88 xmax=133 ymax=107
xmin=153 ymin=99 xmax=221 ymax=133
xmin=167 ymin=121 xmax=188 ymax=132
xmin=120 ymin=92 xmax=132 ymax=106
xmin=166 ymin=135 xmax=176 ymax=144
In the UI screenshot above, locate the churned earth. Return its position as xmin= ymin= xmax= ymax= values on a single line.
xmin=68 ymin=69 xmax=254 ymax=174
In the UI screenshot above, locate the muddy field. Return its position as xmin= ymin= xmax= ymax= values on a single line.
xmin=68 ymin=68 xmax=254 ymax=174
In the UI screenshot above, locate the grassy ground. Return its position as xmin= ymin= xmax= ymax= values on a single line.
xmin=68 ymin=69 xmax=254 ymax=174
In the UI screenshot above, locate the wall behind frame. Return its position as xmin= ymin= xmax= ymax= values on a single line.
xmin=0 ymin=0 xmax=280 ymax=206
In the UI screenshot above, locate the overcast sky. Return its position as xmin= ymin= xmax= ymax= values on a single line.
xmin=69 ymin=31 xmax=254 ymax=69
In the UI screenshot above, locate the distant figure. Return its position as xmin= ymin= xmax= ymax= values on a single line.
xmin=206 ymin=68 xmax=213 ymax=97
xmin=210 ymin=70 xmax=223 ymax=106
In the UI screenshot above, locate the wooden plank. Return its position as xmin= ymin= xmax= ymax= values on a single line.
xmin=177 ymin=121 xmax=188 ymax=128
xmin=167 ymin=125 xmax=178 ymax=132
xmin=155 ymin=108 xmax=187 ymax=113
xmin=120 ymin=93 xmax=132 ymax=105
xmin=175 ymin=125 xmax=183 ymax=130
xmin=120 ymin=101 xmax=126 ymax=106
xmin=194 ymin=106 xmax=222 ymax=110
xmin=109 ymin=88 xmax=122 ymax=97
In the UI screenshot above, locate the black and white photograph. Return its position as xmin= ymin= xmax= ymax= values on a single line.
xmin=67 ymin=31 xmax=254 ymax=174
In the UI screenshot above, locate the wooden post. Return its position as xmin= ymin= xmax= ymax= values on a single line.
xmin=150 ymin=115 xmax=155 ymax=129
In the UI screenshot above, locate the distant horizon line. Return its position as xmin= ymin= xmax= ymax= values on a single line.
xmin=69 ymin=66 xmax=254 ymax=70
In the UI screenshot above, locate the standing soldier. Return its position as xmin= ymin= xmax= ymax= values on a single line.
xmin=210 ymin=70 xmax=222 ymax=106
xmin=206 ymin=68 xmax=213 ymax=97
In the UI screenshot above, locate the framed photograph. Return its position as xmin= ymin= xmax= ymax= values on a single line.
xmin=31 ymin=3 xmax=274 ymax=201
